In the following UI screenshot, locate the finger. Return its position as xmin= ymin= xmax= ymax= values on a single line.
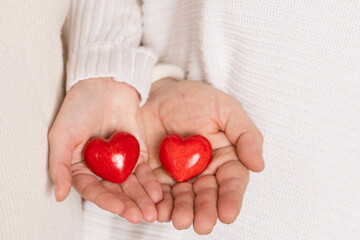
xmin=216 ymin=160 xmax=249 ymax=224
xmin=102 ymin=181 xmax=143 ymax=224
xmin=72 ymin=173 xmax=124 ymax=214
xmin=193 ymin=175 xmax=218 ymax=235
xmin=222 ymin=100 xmax=264 ymax=172
xmin=200 ymin=145 xmax=238 ymax=176
xmin=140 ymin=104 xmax=167 ymax=170
xmin=156 ymin=184 xmax=174 ymax=222
xmin=134 ymin=162 xmax=163 ymax=203
xmin=71 ymin=142 xmax=87 ymax=164
xmin=236 ymin=129 xmax=264 ymax=172
xmin=121 ymin=174 xmax=158 ymax=223
xmin=48 ymin=133 xmax=73 ymax=202
xmin=153 ymin=167 xmax=177 ymax=186
xmin=171 ymin=182 xmax=195 ymax=230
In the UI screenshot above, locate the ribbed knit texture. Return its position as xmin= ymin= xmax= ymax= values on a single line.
xmin=0 ymin=1 xmax=82 ymax=239
xmin=79 ymin=1 xmax=360 ymax=239
xmin=64 ymin=0 xmax=158 ymax=105
xmin=151 ymin=63 xmax=186 ymax=83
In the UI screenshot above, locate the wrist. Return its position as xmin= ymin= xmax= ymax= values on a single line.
xmin=71 ymin=77 xmax=140 ymax=105
xmin=149 ymin=63 xmax=186 ymax=93
xmin=100 ymin=78 xmax=141 ymax=105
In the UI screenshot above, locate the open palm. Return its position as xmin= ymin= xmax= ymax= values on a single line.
xmin=48 ymin=78 xmax=162 ymax=223
xmin=141 ymin=78 xmax=264 ymax=234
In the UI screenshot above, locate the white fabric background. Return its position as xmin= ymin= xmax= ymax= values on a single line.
xmin=0 ymin=1 xmax=82 ymax=239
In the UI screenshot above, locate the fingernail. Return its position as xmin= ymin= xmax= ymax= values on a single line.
xmin=111 ymin=201 xmax=124 ymax=214
xmin=144 ymin=212 xmax=157 ymax=223
xmin=112 ymin=207 xmax=122 ymax=215
xmin=257 ymin=151 xmax=265 ymax=171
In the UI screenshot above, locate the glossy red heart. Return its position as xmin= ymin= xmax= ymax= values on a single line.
xmin=159 ymin=134 xmax=212 ymax=182
xmin=83 ymin=132 xmax=140 ymax=184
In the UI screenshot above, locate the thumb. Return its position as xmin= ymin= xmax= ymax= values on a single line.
xmin=140 ymin=103 xmax=167 ymax=170
xmin=48 ymin=132 xmax=73 ymax=202
xmin=114 ymin=109 xmax=148 ymax=165
xmin=223 ymin=100 xmax=264 ymax=172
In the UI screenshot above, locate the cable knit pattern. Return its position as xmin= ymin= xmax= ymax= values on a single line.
xmin=81 ymin=1 xmax=360 ymax=239
xmin=64 ymin=0 xmax=158 ymax=105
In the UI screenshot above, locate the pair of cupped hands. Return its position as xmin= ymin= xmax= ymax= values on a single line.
xmin=49 ymin=77 xmax=264 ymax=235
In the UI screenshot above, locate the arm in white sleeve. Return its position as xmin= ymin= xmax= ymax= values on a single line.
xmin=63 ymin=0 xmax=158 ymax=105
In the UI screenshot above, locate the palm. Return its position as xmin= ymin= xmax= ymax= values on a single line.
xmin=49 ymin=78 xmax=162 ymax=223
xmin=141 ymin=79 xmax=264 ymax=234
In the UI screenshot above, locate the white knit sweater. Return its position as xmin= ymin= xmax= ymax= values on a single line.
xmin=64 ymin=1 xmax=360 ymax=239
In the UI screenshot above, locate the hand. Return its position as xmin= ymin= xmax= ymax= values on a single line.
xmin=141 ymin=78 xmax=264 ymax=234
xmin=48 ymin=78 xmax=162 ymax=223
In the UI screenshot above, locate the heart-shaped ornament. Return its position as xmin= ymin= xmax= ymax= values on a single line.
xmin=83 ymin=132 xmax=140 ymax=183
xmin=159 ymin=134 xmax=212 ymax=182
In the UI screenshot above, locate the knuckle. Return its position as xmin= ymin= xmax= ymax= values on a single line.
xmin=172 ymin=182 xmax=193 ymax=196
xmin=193 ymin=175 xmax=217 ymax=193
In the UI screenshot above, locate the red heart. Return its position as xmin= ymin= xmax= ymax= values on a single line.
xmin=159 ymin=134 xmax=212 ymax=182
xmin=83 ymin=132 xmax=140 ymax=184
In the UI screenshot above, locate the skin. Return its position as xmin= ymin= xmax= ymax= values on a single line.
xmin=141 ymin=78 xmax=264 ymax=234
xmin=48 ymin=78 xmax=163 ymax=223
xmin=49 ymin=77 xmax=264 ymax=234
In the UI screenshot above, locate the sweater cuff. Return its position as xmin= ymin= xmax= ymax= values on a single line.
xmin=66 ymin=42 xmax=158 ymax=105
xmin=151 ymin=63 xmax=186 ymax=83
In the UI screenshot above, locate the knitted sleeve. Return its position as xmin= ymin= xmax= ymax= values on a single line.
xmin=63 ymin=0 xmax=158 ymax=105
